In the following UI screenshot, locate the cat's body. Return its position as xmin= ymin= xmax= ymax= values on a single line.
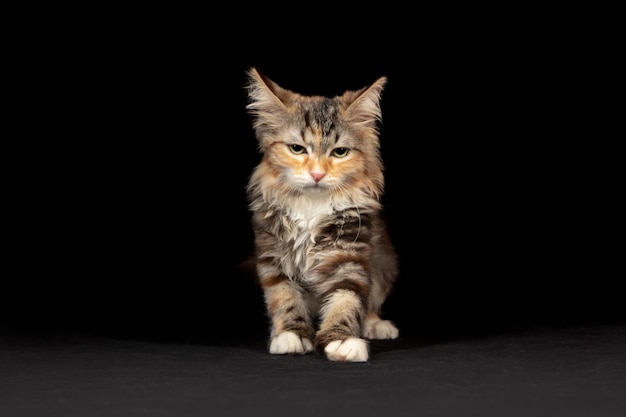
xmin=245 ymin=68 xmax=398 ymax=362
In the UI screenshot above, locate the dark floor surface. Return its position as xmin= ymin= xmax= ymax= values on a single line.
xmin=1 ymin=323 xmax=625 ymax=417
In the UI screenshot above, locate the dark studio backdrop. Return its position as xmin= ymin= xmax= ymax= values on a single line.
xmin=7 ymin=13 xmax=621 ymax=340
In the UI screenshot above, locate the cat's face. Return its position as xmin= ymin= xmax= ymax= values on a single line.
xmin=247 ymin=68 xmax=387 ymax=201
xmin=262 ymin=102 xmax=371 ymax=195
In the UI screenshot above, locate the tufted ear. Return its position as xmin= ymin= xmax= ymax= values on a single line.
xmin=341 ymin=76 xmax=387 ymax=129
xmin=245 ymin=67 xmax=294 ymax=136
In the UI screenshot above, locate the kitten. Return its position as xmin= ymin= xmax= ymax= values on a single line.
xmin=245 ymin=67 xmax=399 ymax=362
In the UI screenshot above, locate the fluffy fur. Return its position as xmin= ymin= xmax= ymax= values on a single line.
xmin=245 ymin=67 xmax=399 ymax=362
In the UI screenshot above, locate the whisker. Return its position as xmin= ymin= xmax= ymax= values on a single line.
xmin=354 ymin=205 xmax=361 ymax=243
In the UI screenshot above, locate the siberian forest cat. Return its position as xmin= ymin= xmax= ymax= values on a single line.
xmin=245 ymin=67 xmax=399 ymax=362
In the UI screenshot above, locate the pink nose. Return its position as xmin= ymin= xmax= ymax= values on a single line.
xmin=310 ymin=172 xmax=326 ymax=182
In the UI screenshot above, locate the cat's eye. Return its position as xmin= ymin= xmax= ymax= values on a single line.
xmin=288 ymin=144 xmax=307 ymax=154
xmin=332 ymin=147 xmax=350 ymax=158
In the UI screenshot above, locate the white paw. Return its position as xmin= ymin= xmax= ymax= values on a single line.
xmin=269 ymin=331 xmax=313 ymax=355
xmin=363 ymin=319 xmax=399 ymax=340
xmin=324 ymin=337 xmax=369 ymax=362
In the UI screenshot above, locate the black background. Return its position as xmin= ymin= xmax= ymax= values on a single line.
xmin=7 ymin=12 xmax=622 ymax=340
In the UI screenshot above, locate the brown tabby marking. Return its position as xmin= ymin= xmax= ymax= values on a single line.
xmin=245 ymin=67 xmax=399 ymax=362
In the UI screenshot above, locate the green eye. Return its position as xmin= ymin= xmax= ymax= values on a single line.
xmin=332 ymin=147 xmax=349 ymax=158
xmin=288 ymin=144 xmax=306 ymax=154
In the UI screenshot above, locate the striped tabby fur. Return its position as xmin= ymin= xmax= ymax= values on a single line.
xmin=245 ymin=67 xmax=398 ymax=362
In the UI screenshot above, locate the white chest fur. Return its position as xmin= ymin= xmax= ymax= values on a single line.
xmin=288 ymin=196 xmax=333 ymax=227
xmin=277 ymin=196 xmax=339 ymax=279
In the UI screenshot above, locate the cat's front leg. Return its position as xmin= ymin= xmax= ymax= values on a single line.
xmin=315 ymin=288 xmax=369 ymax=362
xmin=261 ymin=274 xmax=315 ymax=355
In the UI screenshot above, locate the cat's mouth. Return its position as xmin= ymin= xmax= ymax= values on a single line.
xmin=303 ymin=183 xmax=328 ymax=192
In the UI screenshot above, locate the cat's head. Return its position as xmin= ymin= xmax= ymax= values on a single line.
xmin=245 ymin=67 xmax=387 ymax=204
